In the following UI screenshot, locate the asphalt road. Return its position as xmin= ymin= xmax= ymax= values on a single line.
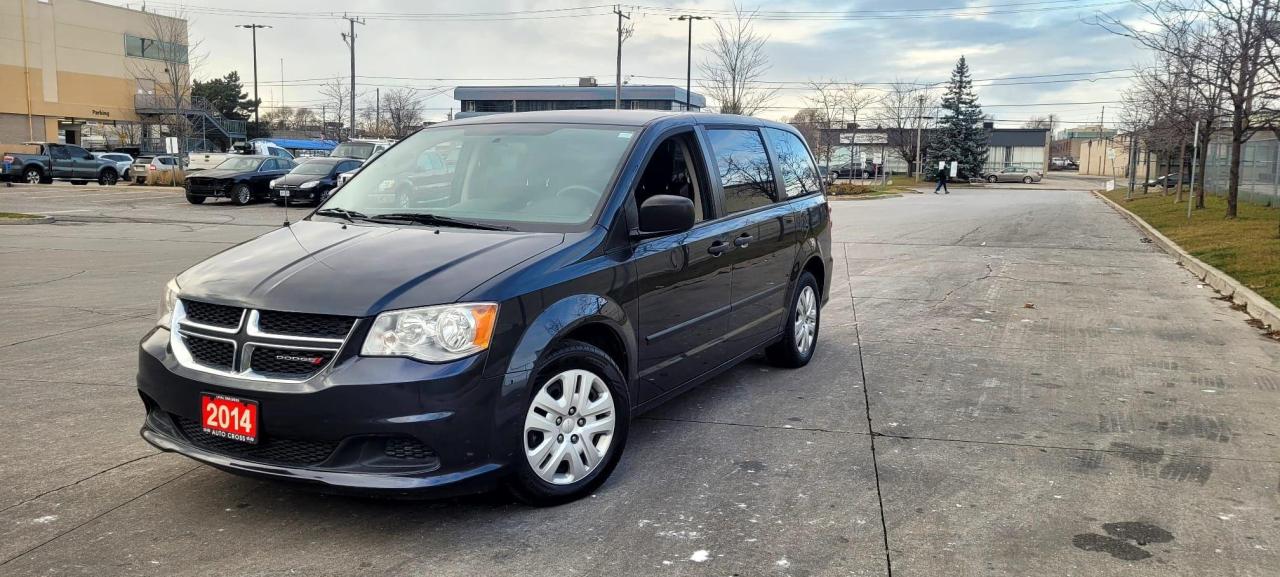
xmin=0 ymin=184 xmax=1277 ymax=576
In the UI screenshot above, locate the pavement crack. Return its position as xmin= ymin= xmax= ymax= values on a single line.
xmin=934 ymin=263 xmax=995 ymax=305
xmin=3 ymin=270 xmax=85 ymax=289
xmin=0 ymin=465 xmax=199 ymax=567
xmin=955 ymin=225 xmax=984 ymax=245
xmin=638 ymin=415 xmax=863 ymax=435
xmin=0 ymin=313 xmax=151 ymax=349
xmin=0 ymin=453 xmax=164 ymax=516
xmin=875 ymin=432 xmax=1280 ymax=465
xmin=845 ymin=243 xmax=895 ymax=577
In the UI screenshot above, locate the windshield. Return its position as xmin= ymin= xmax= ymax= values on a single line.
xmin=319 ymin=123 xmax=635 ymax=230
xmin=214 ymin=157 xmax=264 ymax=171
xmin=292 ymin=162 xmax=335 ymax=176
xmin=332 ymin=142 xmax=376 ymax=159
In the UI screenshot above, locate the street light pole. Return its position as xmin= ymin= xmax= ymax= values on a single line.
xmin=235 ymin=24 xmax=272 ymax=127
xmin=671 ymin=15 xmax=709 ymax=111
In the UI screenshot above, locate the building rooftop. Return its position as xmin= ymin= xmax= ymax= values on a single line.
xmin=454 ymin=85 xmax=706 ymax=108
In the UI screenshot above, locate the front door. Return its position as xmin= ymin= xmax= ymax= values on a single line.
xmin=632 ymin=131 xmax=733 ymax=402
xmin=48 ymin=145 xmax=76 ymax=178
xmin=65 ymin=145 xmax=95 ymax=179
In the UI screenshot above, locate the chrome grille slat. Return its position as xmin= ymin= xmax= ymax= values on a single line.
xmin=170 ymin=300 xmax=357 ymax=383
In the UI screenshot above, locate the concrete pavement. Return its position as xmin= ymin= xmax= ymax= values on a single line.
xmin=0 ymin=184 xmax=1276 ymax=576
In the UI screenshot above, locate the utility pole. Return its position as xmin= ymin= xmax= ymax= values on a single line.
xmin=614 ymin=6 xmax=630 ymax=110
xmin=914 ymin=93 xmax=925 ymax=180
xmin=375 ymin=87 xmax=380 ymax=138
xmin=235 ymin=24 xmax=272 ymax=126
xmin=341 ymin=14 xmax=365 ymax=140
xmin=671 ymin=15 xmax=709 ymax=111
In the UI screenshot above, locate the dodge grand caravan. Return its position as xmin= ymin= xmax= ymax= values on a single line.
xmin=138 ymin=110 xmax=832 ymax=506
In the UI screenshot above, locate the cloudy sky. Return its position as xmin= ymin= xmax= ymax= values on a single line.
xmin=106 ymin=0 xmax=1147 ymax=129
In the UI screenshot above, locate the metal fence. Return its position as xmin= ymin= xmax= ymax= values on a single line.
xmin=1204 ymin=135 xmax=1280 ymax=204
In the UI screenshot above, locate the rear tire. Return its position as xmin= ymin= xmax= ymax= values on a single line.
xmin=766 ymin=271 xmax=821 ymax=368
xmin=230 ymin=183 xmax=252 ymax=205
xmin=22 ymin=167 xmax=42 ymax=185
xmin=508 ymin=340 xmax=630 ymax=507
xmin=185 ymin=194 xmax=206 ymax=205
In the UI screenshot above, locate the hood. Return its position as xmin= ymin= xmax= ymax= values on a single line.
xmin=176 ymin=220 xmax=564 ymax=317
xmin=273 ymin=172 xmax=326 ymax=186
xmin=189 ymin=168 xmax=253 ymax=180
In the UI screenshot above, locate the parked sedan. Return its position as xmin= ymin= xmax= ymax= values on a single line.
xmin=93 ymin=152 xmax=134 ymax=180
xmin=985 ymin=166 xmax=1043 ymax=184
xmin=183 ymin=155 xmax=296 ymax=205
xmin=269 ymin=157 xmax=363 ymax=206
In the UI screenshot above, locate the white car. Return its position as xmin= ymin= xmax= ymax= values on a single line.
xmin=130 ymin=155 xmax=182 ymax=184
xmin=187 ymin=140 xmax=294 ymax=172
xmin=330 ymin=139 xmax=393 ymax=161
xmin=93 ymin=152 xmax=134 ymax=180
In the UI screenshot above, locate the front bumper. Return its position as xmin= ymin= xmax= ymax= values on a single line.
xmin=271 ymin=186 xmax=323 ymax=202
xmin=137 ymin=326 xmax=515 ymax=496
xmin=184 ymin=182 xmax=231 ymax=197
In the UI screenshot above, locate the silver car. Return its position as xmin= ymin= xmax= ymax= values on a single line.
xmin=985 ymin=166 xmax=1043 ymax=184
xmin=93 ymin=152 xmax=134 ymax=180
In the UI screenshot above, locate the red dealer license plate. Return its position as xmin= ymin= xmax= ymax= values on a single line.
xmin=200 ymin=394 xmax=259 ymax=444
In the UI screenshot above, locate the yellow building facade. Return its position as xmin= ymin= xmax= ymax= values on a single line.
xmin=0 ymin=0 xmax=184 ymax=145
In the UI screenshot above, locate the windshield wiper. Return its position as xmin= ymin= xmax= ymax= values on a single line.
xmin=313 ymin=207 xmax=371 ymax=223
xmin=371 ymin=213 xmax=514 ymax=231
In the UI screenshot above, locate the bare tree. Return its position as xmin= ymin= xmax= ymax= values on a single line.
xmin=1023 ymin=114 xmax=1059 ymax=131
xmin=1095 ymin=0 xmax=1279 ymax=217
xmin=699 ymin=6 xmax=778 ymax=116
xmin=319 ymin=78 xmax=352 ymax=139
xmin=128 ymin=9 xmax=201 ymax=160
xmin=802 ymin=80 xmax=879 ymax=169
xmin=381 ymin=88 xmax=425 ymax=139
xmin=787 ymin=108 xmax=825 ymax=152
xmin=876 ymin=80 xmax=939 ymax=176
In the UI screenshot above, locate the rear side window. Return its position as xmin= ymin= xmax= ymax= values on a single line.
xmin=764 ymin=128 xmax=821 ymax=198
xmin=706 ymin=128 xmax=775 ymax=214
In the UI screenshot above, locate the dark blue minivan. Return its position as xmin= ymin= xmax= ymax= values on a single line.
xmin=138 ymin=110 xmax=832 ymax=505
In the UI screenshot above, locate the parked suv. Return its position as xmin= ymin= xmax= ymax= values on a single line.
xmin=137 ymin=111 xmax=832 ymax=505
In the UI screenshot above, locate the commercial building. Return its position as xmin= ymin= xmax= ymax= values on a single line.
xmin=1076 ymin=134 xmax=1159 ymax=180
xmin=453 ymin=79 xmax=705 ymax=119
xmin=1061 ymin=126 xmax=1117 ymax=160
xmin=0 ymin=0 xmax=243 ymax=150
xmin=818 ymin=123 xmax=1050 ymax=176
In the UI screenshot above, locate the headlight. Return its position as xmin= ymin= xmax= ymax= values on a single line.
xmin=157 ymin=278 xmax=179 ymax=327
xmin=269 ymin=179 xmax=279 ymax=188
xmin=361 ymin=303 xmax=498 ymax=362
xmin=300 ymin=180 xmax=318 ymax=189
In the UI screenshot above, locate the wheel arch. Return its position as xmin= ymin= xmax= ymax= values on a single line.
xmin=504 ymin=294 xmax=637 ymax=396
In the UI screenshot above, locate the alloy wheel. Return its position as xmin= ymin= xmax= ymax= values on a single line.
xmin=794 ymin=285 xmax=818 ymax=355
xmin=24 ymin=169 xmax=41 ymax=184
xmin=523 ymin=369 xmax=616 ymax=485
xmin=235 ymin=185 xmax=251 ymax=204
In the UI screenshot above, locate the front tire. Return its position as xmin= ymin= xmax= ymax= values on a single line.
xmin=22 ymin=167 xmax=42 ymax=185
xmin=987 ymin=175 xmax=998 ymax=183
xmin=766 ymin=271 xmax=821 ymax=368
xmin=99 ymin=169 xmax=118 ymax=186
xmin=1022 ymin=176 xmax=1034 ymax=184
xmin=230 ymin=183 xmax=252 ymax=205
xmin=185 ymin=194 xmax=206 ymax=204
xmin=509 ymin=340 xmax=630 ymax=507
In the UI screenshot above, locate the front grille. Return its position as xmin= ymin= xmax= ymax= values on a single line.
xmin=184 ymin=335 xmax=234 ymax=370
xmin=385 ymin=438 xmax=434 ymax=460
xmin=174 ymin=415 xmax=338 ymax=465
xmin=185 ymin=180 xmax=225 ymax=194
xmin=183 ymin=300 xmax=243 ymax=329
xmin=250 ymin=346 xmax=334 ymax=378
xmin=257 ymin=310 xmax=355 ymax=339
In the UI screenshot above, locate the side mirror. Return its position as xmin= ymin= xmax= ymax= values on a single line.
xmin=637 ymin=194 xmax=694 ymax=237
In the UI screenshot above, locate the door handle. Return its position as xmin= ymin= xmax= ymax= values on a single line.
xmin=734 ymin=233 xmax=754 ymax=248
xmin=707 ymin=241 xmax=731 ymax=256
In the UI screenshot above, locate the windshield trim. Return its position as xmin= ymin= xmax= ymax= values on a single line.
xmin=310 ymin=121 xmax=645 ymax=234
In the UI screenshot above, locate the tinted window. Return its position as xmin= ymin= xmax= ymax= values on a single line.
xmin=634 ymin=135 xmax=708 ymax=223
xmin=158 ymin=157 xmax=175 ymax=166
xmin=338 ymin=160 xmax=361 ymax=173
xmin=49 ymin=146 xmax=69 ymax=160
xmin=292 ymin=162 xmax=334 ymax=176
xmin=765 ymin=128 xmax=821 ymax=198
xmin=706 ymin=129 xmax=775 ymax=214
xmin=66 ymin=145 xmax=90 ymax=159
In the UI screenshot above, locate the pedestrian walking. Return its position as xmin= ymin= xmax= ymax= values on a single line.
xmin=934 ymin=169 xmax=949 ymax=194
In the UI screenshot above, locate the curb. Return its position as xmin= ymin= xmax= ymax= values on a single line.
xmin=0 ymin=215 xmax=53 ymax=225
xmin=1093 ymin=190 xmax=1280 ymax=332
xmin=828 ymin=193 xmax=903 ymax=201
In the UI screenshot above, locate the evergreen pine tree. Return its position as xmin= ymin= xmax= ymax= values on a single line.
xmin=930 ymin=56 xmax=988 ymax=180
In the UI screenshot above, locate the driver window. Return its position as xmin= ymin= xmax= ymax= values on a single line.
xmin=634 ymin=134 xmax=707 ymax=223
